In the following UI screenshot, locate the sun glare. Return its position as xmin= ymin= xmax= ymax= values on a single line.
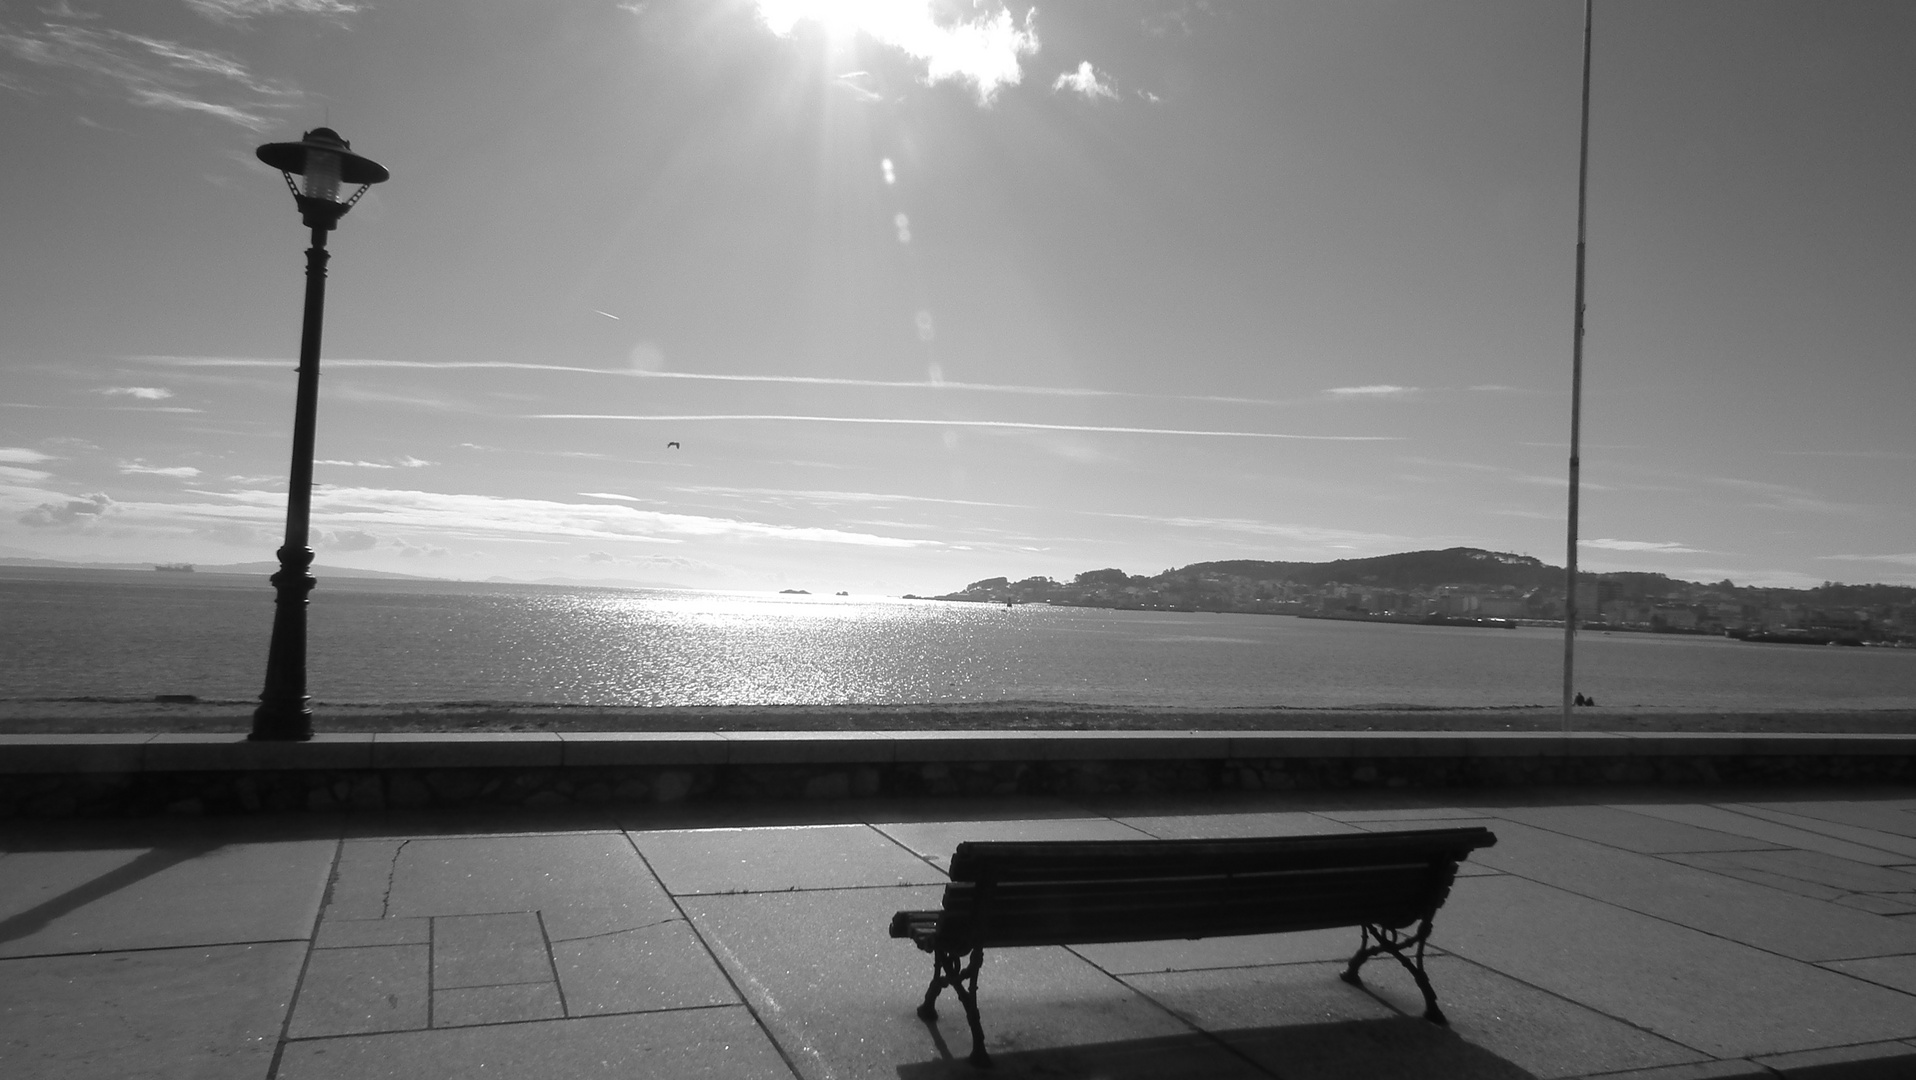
xmin=754 ymin=0 xmax=1039 ymax=102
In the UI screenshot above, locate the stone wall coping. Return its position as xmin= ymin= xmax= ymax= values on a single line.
xmin=1 ymin=729 xmax=1913 ymax=774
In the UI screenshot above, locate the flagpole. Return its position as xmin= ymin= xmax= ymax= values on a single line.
xmin=1563 ymin=0 xmax=1593 ymax=734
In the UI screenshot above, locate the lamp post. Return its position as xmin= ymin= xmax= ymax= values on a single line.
xmin=250 ymin=128 xmax=389 ymax=742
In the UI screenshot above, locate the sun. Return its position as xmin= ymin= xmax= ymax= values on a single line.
xmin=756 ymin=0 xmax=911 ymax=43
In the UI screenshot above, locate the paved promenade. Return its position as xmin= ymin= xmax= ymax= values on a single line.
xmin=4 ymin=785 xmax=1915 ymax=1079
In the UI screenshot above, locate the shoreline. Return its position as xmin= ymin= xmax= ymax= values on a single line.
xmin=2 ymin=699 xmax=1912 ymax=735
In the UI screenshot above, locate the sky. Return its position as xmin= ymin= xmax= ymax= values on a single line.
xmin=1 ymin=0 xmax=1912 ymax=594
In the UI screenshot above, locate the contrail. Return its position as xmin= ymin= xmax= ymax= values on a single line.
xmin=528 ymin=414 xmax=1400 ymax=441
xmin=126 ymin=356 xmax=1281 ymax=404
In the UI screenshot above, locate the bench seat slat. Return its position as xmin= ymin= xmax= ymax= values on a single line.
xmin=946 ymin=827 xmax=1493 ymax=884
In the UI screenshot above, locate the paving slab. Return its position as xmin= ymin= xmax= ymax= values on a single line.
xmin=275 ymin=1006 xmax=793 ymax=1079
xmin=875 ymin=816 xmax=1151 ymax=868
xmin=1819 ymin=954 xmax=1916 ymax=996
xmin=1126 ymin=961 xmax=1538 ymax=1079
xmin=1619 ymin=804 xmax=1915 ymax=866
xmin=1670 ymin=849 xmax=1916 ymax=896
xmin=1436 ymin=874 xmax=1916 ymax=1058
xmin=1355 ymin=955 xmax=1710 ymax=1078
xmin=384 ymin=832 xmax=675 ymax=941
xmin=633 ymin=824 xmax=945 ymax=894
xmin=1582 ymin=1063 xmax=1772 ymax=1080
xmin=1492 ymin=805 xmax=1779 ymax=854
xmin=1727 ymin=804 xmax=1916 ymax=861
xmin=290 ymin=943 xmax=430 ymax=1038
xmin=685 ymin=884 xmax=1217 ymax=1079
xmin=0 ymin=941 xmax=303 ymax=1080
xmin=326 ymin=839 xmax=404 ymax=920
xmin=316 ymin=917 xmax=431 ymax=949
xmin=1743 ymin=799 xmax=1916 ymax=840
xmin=1475 ymin=821 xmax=1916 ymax=962
xmin=1659 ymin=853 xmax=1848 ymax=902
xmin=1110 ymin=809 xmax=1358 ymax=840
xmin=0 ymin=840 xmax=333 ymax=957
xmin=1752 ymin=1039 xmax=1916 ymax=1079
xmin=550 ymin=918 xmax=739 ymax=1015
xmin=432 ymin=912 xmax=553 ymax=989
xmin=432 ymin=982 xmax=564 ymax=1027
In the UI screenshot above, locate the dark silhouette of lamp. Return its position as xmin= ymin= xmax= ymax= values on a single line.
xmin=250 ymin=128 xmax=389 ymax=741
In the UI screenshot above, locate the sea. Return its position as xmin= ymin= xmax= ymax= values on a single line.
xmin=2 ymin=566 xmax=1913 ymax=711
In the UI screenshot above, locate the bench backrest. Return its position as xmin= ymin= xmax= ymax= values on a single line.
xmin=935 ymin=827 xmax=1495 ymax=950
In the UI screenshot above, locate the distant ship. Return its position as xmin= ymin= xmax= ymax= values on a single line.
xmin=153 ymin=563 xmax=196 ymax=572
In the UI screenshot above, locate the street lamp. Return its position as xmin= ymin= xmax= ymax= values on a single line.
xmin=250 ymin=127 xmax=390 ymax=741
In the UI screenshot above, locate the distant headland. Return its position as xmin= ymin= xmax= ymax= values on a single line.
xmin=916 ymin=547 xmax=1916 ymax=644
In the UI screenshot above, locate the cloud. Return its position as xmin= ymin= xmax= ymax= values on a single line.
xmin=1818 ymin=552 xmax=1916 ymax=567
xmin=19 ymin=492 xmax=113 ymax=528
xmin=322 ymin=528 xmax=379 ymax=551
xmin=1584 ymin=538 xmax=1705 ymax=554
xmin=0 ymin=23 xmax=295 ymax=131
xmin=0 ymin=465 xmax=53 ymax=483
xmin=99 ymin=386 xmax=173 ymax=400
xmin=1325 ymin=384 xmax=1418 ymax=397
xmin=1053 ymin=61 xmax=1116 ymax=101
xmin=119 ymin=461 xmax=201 ymax=478
xmin=755 ymin=0 xmax=1039 ymax=103
xmin=0 ymin=448 xmax=54 ymax=464
xmin=317 ymin=456 xmax=434 ymax=470
xmin=531 ymin=414 xmax=1400 ymax=441
xmin=183 ymin=0 xmax=359 ymax=22
xmin=395 ymin=538 xmax=450 ymax=559
xmin=207 ymin=485 xmax=942 ymax=549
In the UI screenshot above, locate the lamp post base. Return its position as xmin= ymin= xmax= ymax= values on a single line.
xmin=251 ymin=544 xmax=317 ymax=742
xmin=250 ymin=700 xmax=313 ymax=742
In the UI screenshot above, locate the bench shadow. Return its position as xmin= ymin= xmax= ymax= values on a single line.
xmin=896 ymin=1016 xmax=1540 ymax=1080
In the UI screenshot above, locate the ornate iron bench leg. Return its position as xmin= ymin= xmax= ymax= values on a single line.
xmin=1341 ymin=918 xmax=1447 ymax=1024
xmin=917 ymin=949 xmax=954 ymax=1021
xmin=920 ymin=947 xmax=992 ymax=1067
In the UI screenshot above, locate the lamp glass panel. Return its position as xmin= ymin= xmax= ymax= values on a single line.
xmin=302 ymin=150 xmax=341 ymax=203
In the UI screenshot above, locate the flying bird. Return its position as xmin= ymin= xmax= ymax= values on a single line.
xmin=666 ymin=441 xmax=680 ymax=449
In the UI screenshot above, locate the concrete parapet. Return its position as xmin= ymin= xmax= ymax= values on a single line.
xmin=0 ymin=730 xmax=1911 ymax=817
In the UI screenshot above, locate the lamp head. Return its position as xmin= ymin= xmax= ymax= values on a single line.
xmin=257 ymin=127 xmax=389 ymax=229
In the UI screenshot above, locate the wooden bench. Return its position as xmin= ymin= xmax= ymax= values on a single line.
xmin=889 ymin=826 xmax=1496 ymax=1067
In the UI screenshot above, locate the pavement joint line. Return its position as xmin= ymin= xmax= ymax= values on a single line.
xmin=425 ymin=914 xmax=436 ymax=1030
xmin=545 ymin=915 xmax=686 ymax=945
xmin=668 ymin=880 xmax=958 ymax=898
xmin=534 ymin=910 xmax=571 ymax=1018
xmin=0 ymin=937 xmax=313 ymax=962
xmin=866 ymin=821 xmax=955 ymax=881
xmin=618 ymin=828 xmax=809 ymax=1080
xmin=1717 ymin=804 xmax=1916 ymax=859
xmin=265 ymin=835 xmax=340 ymax=1080
xmin=274 ymin=1000 xmax=752 ymax=1043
